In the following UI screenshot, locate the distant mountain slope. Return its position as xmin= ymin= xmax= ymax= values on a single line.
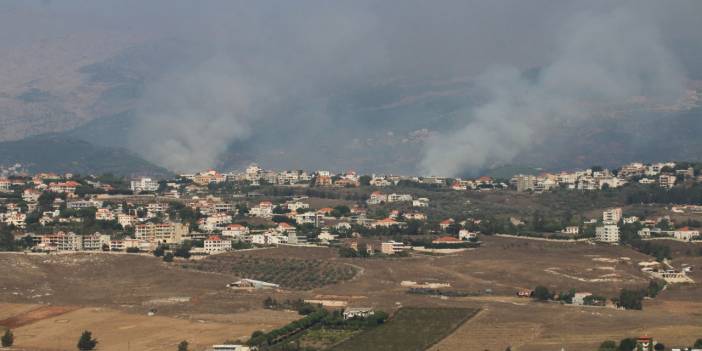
xmin=63 ymin=110 xmax=137 ymax=149
xmin=0 ymin=135 xmax=172 ymax=177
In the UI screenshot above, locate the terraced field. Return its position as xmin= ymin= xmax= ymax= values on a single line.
xmin=183 ymin=254 xmax=359 ymax=290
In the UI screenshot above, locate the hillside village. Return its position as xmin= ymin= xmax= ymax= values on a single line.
xmin=1 ymin=162 xmax=702 ymax=349
xmin=0 ymin=161 xmax=701 ymax=258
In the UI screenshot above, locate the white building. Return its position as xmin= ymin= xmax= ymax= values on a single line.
xmin=317 ymin=231 xmax=338 ymax=243
xmin=561 ymin=226 xmax=579 ymax=235
xmin=204 ymin=235 xmax=232 ymax=254
xmin=380 ymin=241 xmax=406 ymax=255
xmin=387 ymin=193 xmax=412 ymax=203
xmin=286 ymin=201 xmax=309 ymax=212
xmin=201 ymin=213 xmax=232 ymax=231
xmin=595 ymin=224 xmax=620 ymax=243
xmin=671 ymin=227 xmax=700 ymax=241
xmin=117 ymin=213 xmax=136 ymax=228
xmin=130 ymin=177 xmax=159 ymax=193
xmin=222 ymin=224 xmax=249 ymax=238
xmin=295 ymin=211 xmax=322 ymax=227
xmin=602 ymin=208 xmax=622 ymax=224
xmin=458 ymin=229 xmax=478 ymax=240
xmin=39 ymin=232 xmax=83 ymax=251
xmin=659 ymin=174 xmax=677 ymax=189
xmin=135 ymin=222 xmax=188 ymax=244
xmin=22 ymin=188 xmax=41 ymax=203
xmin=95 ymin=208 xmax=115 ymax=221
xmin=412 ymin=198 xmax=429 ymax=208
xmin=343 ymin=307 xmax=374 ymax=320
xmin=367 ymin=191 xmax=387 ymax=205
xmin=82 ymin=233 xmax=111 ymax=251
xmin=249 ymin=201 xmax=274 ymax=218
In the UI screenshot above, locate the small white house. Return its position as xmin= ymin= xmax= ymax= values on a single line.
xmin=343 ymin=307 xmax=374 ymax=320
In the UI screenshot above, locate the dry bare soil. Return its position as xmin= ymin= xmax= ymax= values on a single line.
xmin=1 ymin=236 xmax=701 ymax=350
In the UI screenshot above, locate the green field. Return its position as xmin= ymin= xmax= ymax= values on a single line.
xmin=331 ymin=307 xmax=479 ymax=351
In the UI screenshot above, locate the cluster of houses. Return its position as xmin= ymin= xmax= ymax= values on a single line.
xmin=2 ymin=160 xmax=700 ymax=256
xmin=577 ymin=207 xmax=701 ymax=243
xmin=511 ymin=161 xmax=699 ymax=193
xmin=0 ymin=169 xmax=447 ymax=254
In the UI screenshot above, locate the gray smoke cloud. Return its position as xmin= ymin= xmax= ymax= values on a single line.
xmin=419 ymin=8 xmax=687 ymax=176
xmin=128 ymin=2 xmax=389 ymax=172
xmin=5 ymin=1 xmax=700 ymax=174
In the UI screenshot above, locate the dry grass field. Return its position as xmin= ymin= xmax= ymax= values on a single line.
xmin=1 ymin=303 xmax=298 ymax=351
xmin=0 ymin=235 xmax=700 ymax=350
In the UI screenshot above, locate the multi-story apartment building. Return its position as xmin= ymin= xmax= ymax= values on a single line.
xmin=595 ymin=225 xmax=620 ymax=243
xmin=134 ymin=222 xmax=188 ymax=244
xmin=602 ymin=208 xmax=622 ymax=224
xmin=130 ymin=177 xmax=159 ymax=193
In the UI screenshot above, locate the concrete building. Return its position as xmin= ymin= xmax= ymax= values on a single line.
xmin=204 ymin=235 xmax=232 ymax=254
xmin=602 ymin=208 xmax=622 ymax=224
xmin=135 ymin=222 xmax=188 ymax=244
xmin=671 ymin=227 xmax=700 ymax=241
xmin=343 ymin=307 xmax=374 ymax=320
xmin=659 ymin=174 xmax=677 ymax=189
xmin=561 ymin=226 xmax=580 ymax=235
xmin=595 ymin=224 xmax=620 ymax=243
xmin=130 ymin=177 xmax=159 ymax=193
xmin=381 ymin=241 xmax=406 ymax=255
xmin=513 ymin=174 xmax=536 ymax=192
xmin=39 ymin=232 xmax=82 ymax=251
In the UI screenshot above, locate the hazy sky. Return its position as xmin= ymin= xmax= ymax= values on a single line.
xmin=2 ymin=1 xmax=702 ymax=175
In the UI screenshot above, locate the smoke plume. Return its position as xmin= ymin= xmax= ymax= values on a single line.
xmin=419 ymin=8 xmax=686 ymax=176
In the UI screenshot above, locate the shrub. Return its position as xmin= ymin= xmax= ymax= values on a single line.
xmin=533 ymin=286 xmax=552 ymax=301
xmin=1 ymin=329 xmax=13 ymax=347
xmin=77 ymin=330 xmax=98 ymax=350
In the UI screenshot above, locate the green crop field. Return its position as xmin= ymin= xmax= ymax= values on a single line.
xmin=331 ymin=307 xmax=479 ymax=351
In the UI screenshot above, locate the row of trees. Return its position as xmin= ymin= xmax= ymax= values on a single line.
xmin=248 ymin=308 xmax=388 ymax=348
xmin=597 ymin=336 xmax=702 ymax=351
xmin=626 ymin=183 xmax=702 ymax=205
xmin=532 ymin=280 xmax=665 ymax=310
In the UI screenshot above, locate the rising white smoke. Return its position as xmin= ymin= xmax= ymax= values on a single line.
xmin=127 ymin=2 xmax=386 ymax=172
xmin=419 ymin=9 xmax=686 ymax=176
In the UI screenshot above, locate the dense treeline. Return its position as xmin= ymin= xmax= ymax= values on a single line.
xmin=626 ymin=184 xmax=702 ymax=205
xmin=628 ymin=240 xmax=672 ymax=261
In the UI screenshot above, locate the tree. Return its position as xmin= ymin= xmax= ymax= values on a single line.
xmin=1 ymin=329 xmax=13 ymax=347
xmin=330 ymin=205 xmax=350 ymax=218
xmin=533 ymin=286 xmax=552 ymax=301
xmin=654 ymin=342 xmax=665 ymax=351
xmin=359 ymin=175 xmax=371 ymax=186
xmin=163 ymin=252 xmax=174 ymax=262
xmin=77 ymin=330 xmax=98 ymax=350
xmin=153 ymin=245 xmax=165 ymax=257
xmin=618 ymin=338 xmax=637 ymax=351
xmin=178 ymin=340 xmax=189 ymax=351
xmin=617 ymin=288 xmax=645 ymax=310
xmin=598 ymin=340 xmax=617 ymax=351
xmin=694 ymin=339 xmax=702 ymax=348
